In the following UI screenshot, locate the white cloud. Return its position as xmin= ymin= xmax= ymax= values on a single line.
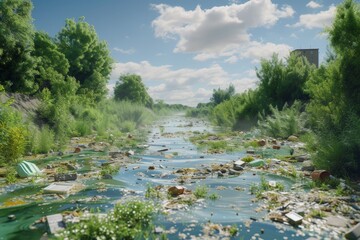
xmin=113 ymin=47 xmax=136 ymax=55
xmin=239 ymin=41 xmax=292 ymax=63
xmin=151 ymin=0 xmax=294 ymax=62
xmin=290 ymin=33 xmax=298 ymax=39
xmin=292 ymin=5 xmax=336 ymax=29
xmin=306 ymin=1 xmax=322 ymax=9
xmin=225 ymin=56 xmax=238 ymax=64
xmin=110 ymin=61 xmax=257 ymax=106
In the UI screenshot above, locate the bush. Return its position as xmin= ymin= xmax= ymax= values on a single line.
xmin=258 ymin=101 xmax=306 ymax=138
xmin=0 ymin=100 xmax=27 ymax=164
xmin=58 ymin=200 xmax=156 ymax=240
xmin=308 ymin=112 xmax=360 ymax=177
xmin=211 ymin=90 xmax=261 ymax=130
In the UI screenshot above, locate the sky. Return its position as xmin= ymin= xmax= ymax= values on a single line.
xmin=31 ymin=0 xmax=343 ymax=106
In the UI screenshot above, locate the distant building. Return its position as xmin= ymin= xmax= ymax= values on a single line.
xmin=292 ymin=48 xmax=319 ymax=67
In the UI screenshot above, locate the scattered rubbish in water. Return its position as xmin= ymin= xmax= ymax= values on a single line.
xmin=43 ymin=182 xmax=82 ymax=195
xmin=285 ymin=212 xmax=303 ymax=225
xmin=158 ymin=148 xmax=169 ymax=152
xmin=345 ymin=222 xmax=360 ymax=240
xmin=248 ymin=159 xmax=265 ymax=167
xmin=311 ymin=170 xmax=330 ymax=182
xmin=54 ymin=173 xmax=77 ymax=181
xmin=46 ymin=214 xmax=65 ymax=234
xmin=168 ymin=186 xmax=185 ymax=197
xmin=16 ymin=161 xmax=41 ymax=178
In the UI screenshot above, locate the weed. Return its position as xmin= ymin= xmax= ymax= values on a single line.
xmin=145 ymin=184 xmax=162 ymax=199
xmin=100 ymin=164 xmax=120 ymax=177
xmin=275 ymin=182 xmax=285 ymax=191
xmin=249 ymin=175 xmax=284 ymax=198
xmin=208 ymin=192 xmax=220 ymax=200
xmin=194 ymin=185 xmax=208 ymax=199
xmin=243 ymin=140 xmax=258 ymax=148
xmin=229 ymin=224 xmax=238 ymax=236
xmin=208 ymin=141 xmax=227 ymax=151
xmin=5 ymin=167 xmax=18 ymax=184
xmin=242 ymin=156 xmax=254 ymax=163
xmin=335 ymin=185 xmax=351 ymax=196
xmin=249 ymin=183 xmax=259 ymax=195
xmin=309 ymin=209 xmax=326 ymax=219
xmin=288 ymin=165 xmax=298 ymax=178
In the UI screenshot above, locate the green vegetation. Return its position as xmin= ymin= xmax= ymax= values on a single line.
xmin=0 ymin=0 xmax=190 ymax=168
xmin=229 ymin=224 xmax=239 ymax=237
xmin=58 ymin=200 xmax=156 ymax=240
xmin=100 ymin=164 xmax=120 ymax=177
xmin=194 ymin=185 xmax=209 ymax=199
xmin=0 ymin=0 xmax=35 ymax=93
xmin=249 ymin=175 xmax=284 ymax=198
xmin=309 ymin=209 xmax=326 ymax=219
xmin=0 ymin=91 xmax=28 ymax=164
xmin=304 ymin=0 xmax=360 ymax=178
xmin=208 ymin=192 xmax=220 ymax=200
xmin=5 ymin=167 xmax=18 ymax=184
xmin=258 ymin=101 xmax=306 ymax=138
xmin=241 ymin=156 xmax=254 ymax=163
xmin=186 ymin=0 xmax=360 ymax=179
xmin=114 ymin=74 xmax=153 ymax=107
xmin=201 ymin=52 xmax=313 ymax=131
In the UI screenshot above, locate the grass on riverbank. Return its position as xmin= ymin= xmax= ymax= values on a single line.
xmin=57 ymin=200 xmax=158 ymax=240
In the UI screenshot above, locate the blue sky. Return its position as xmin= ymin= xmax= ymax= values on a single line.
xmin=31 ymin=0 xmax=342 ymax=106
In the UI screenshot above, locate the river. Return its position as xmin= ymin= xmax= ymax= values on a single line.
xmin=0 ymin=113 xmax=307 ymax=239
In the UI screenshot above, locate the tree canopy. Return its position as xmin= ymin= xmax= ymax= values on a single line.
xmin=210 ymin=84 xmax=235 ymax=106
xmin=32 ymin=31 xmax=71 ymax=94
xmin=256 ymin=53 xmax=313 ymax=111
xmin=57 ymin=18 xmax=113 ymax=102
xmin=114 ymin=74 xmax=153 ymax=107
xmin=0 ymin=0 xmax=35 ymax=92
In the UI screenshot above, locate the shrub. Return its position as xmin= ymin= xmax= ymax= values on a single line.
xmin=58 ymin=200 xmax=155 ymax=240
xmin=258 ymin=101 xmax=306 ymax=139
xmin=0 ymin=101 xmax=27 ymax=163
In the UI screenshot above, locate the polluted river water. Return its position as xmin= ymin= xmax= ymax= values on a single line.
xmin=0 ymin=113 xmax=337 ymax=239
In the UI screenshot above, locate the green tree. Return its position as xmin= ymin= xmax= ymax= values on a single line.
xmin=256 ymin=54 xmax=312 ymax=112
xmin=57 ymin=18 xmax=113 ymax=102
xmin=0 ymin=0 xmax=35 ymax=93
xmin=306 ymin=0 xmax=360 ymax=178
xmin=32 ymin=31 xmax=71 ymax=94
xmin=114 ymin=74 xmax=153 ymax=107
xmin=328 ymin=0 xmax=360 ymax=114
xmin=210 ymin=84 xmax=235 ymax=106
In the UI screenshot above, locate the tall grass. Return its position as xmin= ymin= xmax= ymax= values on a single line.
xmin=97 ymin=100 xmax=155 ymax=135
xmin=27 ymin=125 xmax=55 ymax=154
